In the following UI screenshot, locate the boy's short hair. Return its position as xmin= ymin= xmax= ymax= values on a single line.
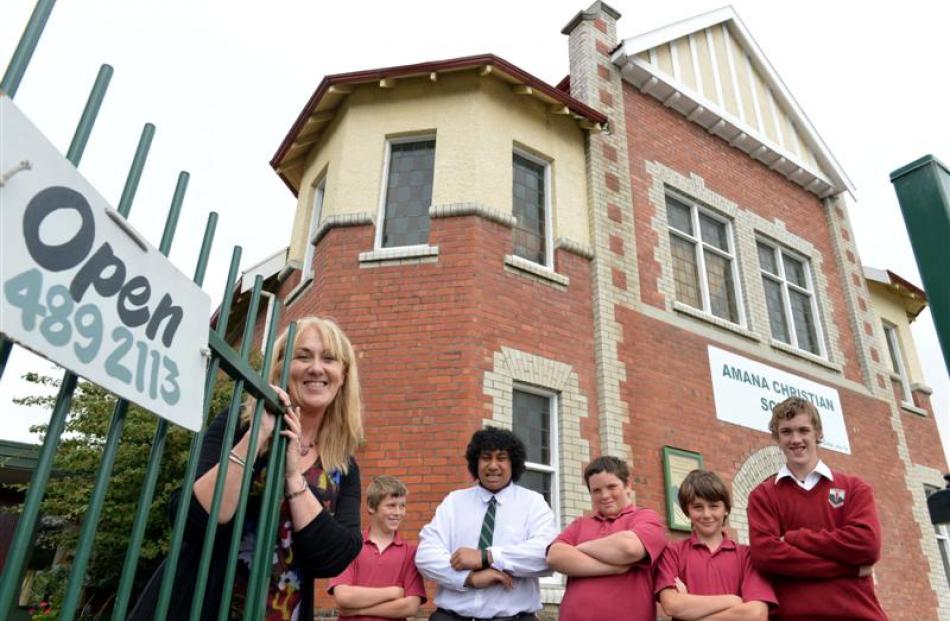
xmin=677 ymin=469 xmax=732 ymax=516
xmin=366 ymin=475 xmax=408 ymax=510
xmin=769 ymin=396 xmax=823 ymax=441
xmin=583 ymin=456 xmax=630 ymax=489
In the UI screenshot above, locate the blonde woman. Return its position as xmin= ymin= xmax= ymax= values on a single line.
xmin=131 ymin=316 xmax=364 ymax=621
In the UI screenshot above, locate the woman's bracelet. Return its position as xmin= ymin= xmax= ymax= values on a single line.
xmin=286 ymin=475 xmax=308 ymax=500
xmin=228 ymin=449 xmax=247 ymax=468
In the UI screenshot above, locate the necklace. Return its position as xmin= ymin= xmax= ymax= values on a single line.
xmin=300 ymin=441 xmax=315 ymax=457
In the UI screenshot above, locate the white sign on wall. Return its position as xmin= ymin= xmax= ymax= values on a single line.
xmin=0 ymin=96 xmax=209 ymax=432
xmin=707 ymin=345 xmax=850 ymax=453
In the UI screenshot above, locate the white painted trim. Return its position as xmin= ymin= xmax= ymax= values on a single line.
xmin=512 ymin=147 xmax=555 ymax=269
xmin=744 ymin=52 xmax=766 ymax=133
xmin=688 ymin=33 xmax=704 ymax=97
xmin=613 ymin=7 xmax=854 ymax=194
xmin=722 ymin=24 xmax=746 ymax=121
xmin=623 ymin=56 xmax=835 ymax=191
xmin=375 ymin=134 xmax=437 ymax=250
xmin=669 ymin=38 xmax=682 ymax=83
xmin=648 ymin=47 xmax=659 ymax=67
xmin=705 ymin=28 xmax=726 ymax=109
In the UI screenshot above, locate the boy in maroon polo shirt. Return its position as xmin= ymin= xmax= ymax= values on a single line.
xmin=748 ymin=397 xmax=887 ymax=621
xmin=655 ymin=469 xmax=775 ymax=620
xmin=329 ymin=476 xmax=426 ymax=620
xmin=546 ymin=456 xmax=667 ymax=621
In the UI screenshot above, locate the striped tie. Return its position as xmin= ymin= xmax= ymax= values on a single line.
xmin=478 ymin=496 xmax=497 ymax=550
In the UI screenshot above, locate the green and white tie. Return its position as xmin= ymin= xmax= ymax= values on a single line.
xmin=479 ymin=496 xmax=497 ymax=550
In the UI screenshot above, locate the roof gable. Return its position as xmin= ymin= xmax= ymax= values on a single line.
xmin=612 ymin=7 xmax=852 ymax=199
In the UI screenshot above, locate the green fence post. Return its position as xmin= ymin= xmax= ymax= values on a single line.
xmin=0 ymin=64 xmax=114 ymax=617
xmin=244 ymin=322 xmax=295 ymax=621
xmin=890 ymin=155 xmax=950 ymax=372
xmin=0 ymin=0 xmax=57 ymax=97
xmin=58 ymin=123 xmax=156 ymax=621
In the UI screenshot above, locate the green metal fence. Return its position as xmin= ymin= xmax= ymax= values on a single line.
xmin=0 ymin=1 xmax=295 ymax=618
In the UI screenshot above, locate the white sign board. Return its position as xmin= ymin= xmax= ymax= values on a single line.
xmin=708 ymin=345 xmax=850 ymax=453
xmin=1 ymin=96 xmax=209 ymax=431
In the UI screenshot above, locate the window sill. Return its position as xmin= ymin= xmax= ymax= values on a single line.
xmin=672 ymin=302 xmax=759 ymax=342
xmin=504 ymin=254 xmax=569 ymax=288
xmin=901 ymin=402 xmax=929 ymax=417
xmin=769 ymin=339 xmax=842 ymax=372
xmin=284 ymin=277 xmax=313 ymax=307
xmin=358 ymin=244 xmax=439 ymax=267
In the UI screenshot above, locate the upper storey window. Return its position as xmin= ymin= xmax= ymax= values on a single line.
xmin=302 ymin=177 xmax=325 ymax=282
xmin=666 ymin=193 xmax=742 ymax=324
xmin=512 ymin=151 xmax=552 ymax=267
xmin=757 ymin=240 xmax=825 ymax=356
xmin=378 ymin=138 xmax=436 ymax=248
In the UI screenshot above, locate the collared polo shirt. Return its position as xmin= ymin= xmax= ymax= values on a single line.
xmin=328 ymin=529 xmax=427 ymax=621
xmin=554 ymin=504 xmax=667 ymax=621
xmin=654 ymin=533 xmax=776 ymax=618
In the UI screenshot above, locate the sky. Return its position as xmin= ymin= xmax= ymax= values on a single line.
xmin=1 ymin=0 xmax=947 ymax=461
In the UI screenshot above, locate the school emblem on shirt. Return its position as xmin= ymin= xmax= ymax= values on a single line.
xmin=828 ymin=488 xmax=846 ymax=508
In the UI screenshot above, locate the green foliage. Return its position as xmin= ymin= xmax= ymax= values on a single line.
xmin=12 ymin=359 xmax=252 ymax=616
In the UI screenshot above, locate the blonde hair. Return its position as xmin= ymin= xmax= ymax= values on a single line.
xmin=242 ymin=316 xmax=363 ymax=474
xmin=366 ymin=475 xmax=408 ymax=510
xmin=768 ymin=396 xmax=823 ymax=442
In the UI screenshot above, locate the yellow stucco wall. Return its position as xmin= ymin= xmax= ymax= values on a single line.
xmin=868 ymin=282 xmax=926 ymax=384
xmin=287 ymin=71 xmax=590 ymax=263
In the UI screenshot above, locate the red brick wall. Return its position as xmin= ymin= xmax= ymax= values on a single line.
xmin=268 ymin=214 xmax=598 ymax=612
xmin=904 ymin=405 xmax=948 ymax=472
xmin=622 ymin=84 xmax=865 ymax=385
xmin=619 ymin=85 xmax=939 ymax=619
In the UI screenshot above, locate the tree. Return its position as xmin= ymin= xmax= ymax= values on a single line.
xmin=11 ymin=362 xmax=245 ymax=617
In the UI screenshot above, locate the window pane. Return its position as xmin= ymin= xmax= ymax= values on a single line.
xmin=699 ymin=213 xmax=728 ymax=251
xmin=757 ymin=242 xmax=777 ymax=275
xmin=513 ymin=154 xmax=546 ymax=264
xmin=513 ymin=390 xmax=551 ymax=465
xmin=670 ymin=235 xmax=701 ymax=309
xmin=382 ymin=140 xmax=435 ymax=247
xmin=789 ymin=289 xmax=819 ymax=354
xmin=782 ymin=253 xmax=807 ymax=288
xmin=763 ymin=278 xmax=789 ymax=343
xmin=666 ymin=196 xmax=693 ymax=234
xmin=520 ymin=470 xmax=552 ymax=507
xmin=704 ymin=250 xmax=738 ymax=322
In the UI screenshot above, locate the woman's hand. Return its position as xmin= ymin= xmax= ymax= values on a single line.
xmin=258 ymin=384 xmax=292 ymax=445
xmin=281 ymin=399 xmax=304 ymax=482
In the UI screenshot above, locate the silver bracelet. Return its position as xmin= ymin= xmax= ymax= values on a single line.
xmin=286 ymin=475 xmax=308 ymax=500
xmin=228 ymin=449 xmax=247 ymax=468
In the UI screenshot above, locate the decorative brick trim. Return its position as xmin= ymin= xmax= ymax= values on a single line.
xmin=916 ymin=465 xmax=950 ymax=618
xmin=912 ymin=382 xmax=934 ymax=396
xmin=503 ymin=254 xmax=570 ymax=288
xmin=482 ymin=347 xmax=592 ymax=528
xmin=429 ymin=202 xmax=516 ymax=228
xmin=565 ymin=1 xmax=636 ymax=463
xmin=311 ymin=212 xmax=374 ymax=246
xmin=730 ymin=445 xmax=784 ymax=544
xmin=358 ymin=244 xmax=439 ymax=267
xmin=555 ymin=237 xmax=594 ymax=259
xmin=672 ymin=302 xmax=761 ymax=343
xmin=644 ymin=161 xmax=845 ymax=371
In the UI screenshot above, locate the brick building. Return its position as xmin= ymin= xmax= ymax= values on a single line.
xmin=236 ymin=3 xmax=948 ymax=618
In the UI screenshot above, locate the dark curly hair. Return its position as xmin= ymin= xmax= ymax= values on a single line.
xmin=465 ymin=427 xmax=527 ymax=483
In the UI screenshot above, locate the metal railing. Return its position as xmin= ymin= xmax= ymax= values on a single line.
xmin=0 ymin=1 xmax=295 ymax=618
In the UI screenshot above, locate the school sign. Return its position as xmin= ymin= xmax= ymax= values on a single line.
xmin=0 ymin=96 xmax=209 ymax=431
xmin=708 ymin=345 xmax=850 ymax=453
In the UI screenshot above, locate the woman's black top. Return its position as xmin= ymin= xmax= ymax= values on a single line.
xmin=127 ymin=409 xmax=362 ymax=620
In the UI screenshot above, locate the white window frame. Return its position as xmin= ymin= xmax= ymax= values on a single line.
xmin=883 ymin=321 xmax=914 ymax=406
xmin=301 ymin=176 xmax=325 ymax=283
xmin=666 ymin=190 xmax=745 ymax=326
xmin=757 ymin=239 xmax=827 ymax=358
xmin=512 ymin=148 xmax=554 ymax=269
xmin=512 ymin=383 xmax=560 ymax=586
xmin=374 ymin=134 xmax=436 ymax=251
